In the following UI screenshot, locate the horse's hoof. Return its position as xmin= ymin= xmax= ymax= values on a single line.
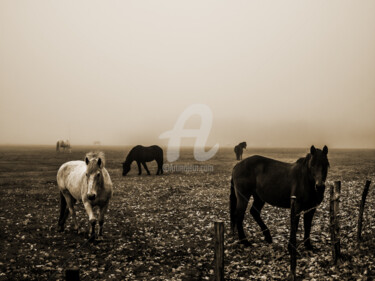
xmin=89 ymin=234 xmax=96 ymax=242
xmin=304 ymin=243 xmax=315 ymax=252
xmin=265 ymin=236 xmax=273 ymax=244
xmin=240 ymin=239 xmax=251 ymax=247
xmin=57 ymin=226 xmax=64 ymax=232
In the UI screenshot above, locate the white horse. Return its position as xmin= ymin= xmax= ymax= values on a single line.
xmin=57 ymin=152 xmax=113 ymax=239
xmin=56 ymin=140 xmax=71 ymax=153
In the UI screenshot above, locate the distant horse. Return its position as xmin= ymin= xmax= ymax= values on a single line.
xmin=56 ymin=140 xmax=71 ymax=153
xmin=234 ymin=142 xmax=247 ymax=160
xmin=230 ymin=145 xmax=329 ymax=249
xmin=122 ymin=145 xmax=163 ymax=176
xmin=57 ymin=152 xmax=113 ymax=239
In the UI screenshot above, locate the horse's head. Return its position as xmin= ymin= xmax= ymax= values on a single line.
xmin=242 ymin=142 xmax=247 ymax=149
xmin=85 ymin=153 xmax=104 ymax=201
xmin=122 ymin=161 xmax=130 ymax=176
xmin=308 ymin=145 xmax=329 ymax=187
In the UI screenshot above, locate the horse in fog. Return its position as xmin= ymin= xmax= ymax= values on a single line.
xmin=57 ymin=151 xmax=113 ymax=240
xmin=230 ymin=145 xmax=329 ymax=250
xmin=234 ymin=142 xmax=247 ymax=160
xmin=56 ymin=140 xmax=71 ymax=153
xmin=122 ymin=145 xmax=163 ymax=176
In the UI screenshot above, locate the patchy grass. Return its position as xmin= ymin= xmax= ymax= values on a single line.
xmin=0 ymin=146 xmax=374 ymax=280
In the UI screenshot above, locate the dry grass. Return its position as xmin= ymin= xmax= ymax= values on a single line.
xmin=0 ymin=146 xmax=374 ymax=280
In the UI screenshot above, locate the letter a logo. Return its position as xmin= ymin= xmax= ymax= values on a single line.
xmin=159 ymin=104 xmax=219 ymax=162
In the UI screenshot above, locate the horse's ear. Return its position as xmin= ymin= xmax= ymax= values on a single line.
xmin=323 ymin=145 xmax=328 ymax=155
xmin=97 ymin=158 xmax=102 ymax=168
xmin=85 ymin=157 xmax=89 ymax=165
xmin=310 ymin=145 xmax=316 ymax=155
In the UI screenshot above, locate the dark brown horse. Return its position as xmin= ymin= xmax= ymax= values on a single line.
xmin=234 ymin=142 xmax=247 ymax=160
xmin=122 ymin=145 xmax=164 ymax=176
xmin=230 ymin=145 xmax=329 ymax=249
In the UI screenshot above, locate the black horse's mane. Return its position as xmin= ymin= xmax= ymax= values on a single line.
xmin=125 ymin=149 xmax=134 ymax=163
xmin=296 ymin=152 xmax=330 ymax=168
xmin=296 ymin=153 xmax=310 ymax=165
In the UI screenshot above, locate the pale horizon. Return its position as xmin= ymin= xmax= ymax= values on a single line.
xmin=1 ymin=1 xmax=374 ymax=149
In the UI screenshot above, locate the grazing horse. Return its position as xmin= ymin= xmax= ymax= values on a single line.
xmin=230 ymin=145 xmax=329 ymax=249
xmin=234 ymin=142 xmax=247 ymax=160
xmin=122 ymin=145 xmax=163 ymax=176
xmin=56 ymin=140 xmax=71 ymax=153
xmin=57 ymin=152 xmax=113 ymax=239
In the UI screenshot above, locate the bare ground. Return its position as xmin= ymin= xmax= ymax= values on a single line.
xmin=0 ymin=146 xmax=375 ymax=280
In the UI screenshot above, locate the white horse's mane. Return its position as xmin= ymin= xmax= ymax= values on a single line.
xmin=85 ymin=151 xmax=106 ymax=166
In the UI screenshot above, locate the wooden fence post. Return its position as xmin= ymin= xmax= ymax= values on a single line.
xmin=66 ymin=268 xmax=80 ymax=281
xmin=330 ymin=181 xmax=341 ymax=264
xmin=290 ymin=196 xmax=297 ymax=281
xmin=357 ymin=180 xmax=371 ymax=241
xmin=214 ymin=221 xmax=224 ymax=281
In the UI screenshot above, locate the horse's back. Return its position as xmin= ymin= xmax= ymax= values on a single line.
xmin=150 ymin=145 xmax=163 ymax=155
xmin=57 ymin=161 xmax=86 ymax=200
xmin=234 ymin=155 xmax=286 ymax=175
xmin=130 ymin=145 xmax=163 ymax=162
xmin=233 ymin=155 xmax=295 ymax=207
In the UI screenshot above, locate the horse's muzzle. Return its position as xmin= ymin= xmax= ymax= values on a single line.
xmin=87 ymin=194 xmax=96 ymax=201
xmin=315 ymin=179 xmax=325 ymax=187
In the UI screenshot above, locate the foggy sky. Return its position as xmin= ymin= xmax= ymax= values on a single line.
xmin=1 ymin=1 xmax=374 ymax=148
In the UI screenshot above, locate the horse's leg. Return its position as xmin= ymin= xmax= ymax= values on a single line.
xmin=303 ymin=208 xmax=316 ymax=250
xmin=250 ymin=194 xmax=272 ymax=243
xmin=142 ymin=162 xmax=151 ymax=175
xmin=61 ymin=193 xmax=78 ymax=232
xmin=83 ymin=201 xmax=96 ymax=239
xmin=58 ymin=192 xmax=69 ymax=232
xmin=137 ymin=161 xmax=142 ymax=175
xmin=98 ymin=203 xmax=109 ymax=238
xmin=234 ymin=184 xmax=251 ymax=246
xmin=69 ymin=197 xmax=78 ymax=231
xmin=156 ymin=160 xmax=162 ymax=175
xmin=158 ymin=158 xmax=164 ymax=174
xmin=288 ymin=208 xmax=301 ymax=255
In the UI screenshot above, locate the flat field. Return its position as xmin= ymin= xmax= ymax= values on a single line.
xmin=0 ymin=146 xmax=374 ymax=280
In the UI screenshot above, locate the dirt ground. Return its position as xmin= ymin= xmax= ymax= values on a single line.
xmin=0 ymin=145 xmax=375 ymax=280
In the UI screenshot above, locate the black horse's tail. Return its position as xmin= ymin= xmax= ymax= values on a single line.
xmin=58 ymin=191 xmax=66 ymax=230
xmin=230 ymin=177 xmax=237 ymax=232
xmin=56 ymin=141 xmax=59 ymax=151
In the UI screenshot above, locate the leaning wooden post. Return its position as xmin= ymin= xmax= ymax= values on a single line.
xmin=357 ymin=180 xmax=371 ymax=241
xmin=214 ymin=221 xmax=224 ymax=281
xmin=66 ymin=268 xmax=80 ymax=281
xmin=290 ymin=196 xmax=297 ymax=281
xmin=329 ymin=181 xmax=341 ymax=264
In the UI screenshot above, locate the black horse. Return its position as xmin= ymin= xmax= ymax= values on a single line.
xmin=122 ymin=145 xmax=164 ymax=176
xmin=234 ymin=142 xmax=247 ymax=160
xmin=230 ymin=145 xmax=329 ymax=249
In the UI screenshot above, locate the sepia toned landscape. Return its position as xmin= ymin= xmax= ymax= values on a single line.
xmin=0 ymin=146 xmax=374 ymax=280
xmin=1 ymin=1 xmax=375 ymax=280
